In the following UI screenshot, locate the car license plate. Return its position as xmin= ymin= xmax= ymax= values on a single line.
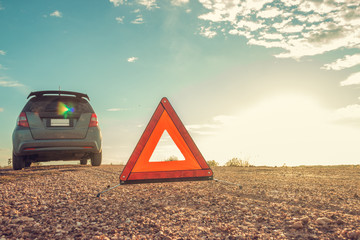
xmin=50 ymin=119 xmax=70 ymax=127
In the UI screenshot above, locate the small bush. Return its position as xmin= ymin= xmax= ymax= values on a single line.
xmin=164 ymin=155 xmax=179 ymax=161
xmin=225 ymin=158 xmax=250 ymax=167
xmin=207 ymin=160 xmax=219 ymax=167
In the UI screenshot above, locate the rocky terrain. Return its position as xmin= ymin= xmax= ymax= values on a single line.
xmin=0 ymin=164 xmax=359 ymax=239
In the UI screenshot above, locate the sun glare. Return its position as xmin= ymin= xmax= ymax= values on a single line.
xmin=200 ymin=94 xmax=355 ymax=166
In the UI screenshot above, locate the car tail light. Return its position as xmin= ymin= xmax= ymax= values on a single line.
xmin=24 ymin=148 xmax=36 ymax=151
xmin=89 ymin=113 xmax=98 ymax=127
xmin=17 ymin=112 xmax=29 ymax=127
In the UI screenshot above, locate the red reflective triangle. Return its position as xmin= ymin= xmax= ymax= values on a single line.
xmin=120 ymin=97 xmax=213 ymax=184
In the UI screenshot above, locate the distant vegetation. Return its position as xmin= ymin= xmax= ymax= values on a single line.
xmin=207 ymin=160 xmax=219 ymax=167
xmin=225 ymin=157 xmax=252 ymax=167
xmin=207 ymin=158 xmax=253 ymax=167
xmin=164 ymin=155 xmax=179 ymax=161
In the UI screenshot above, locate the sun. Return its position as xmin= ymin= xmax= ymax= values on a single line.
xmin=200 ymin=94 xmax=335 ymax=166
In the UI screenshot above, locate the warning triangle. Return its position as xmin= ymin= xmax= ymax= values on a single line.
xmin=120 ymin=97 xmax=213 ymax=184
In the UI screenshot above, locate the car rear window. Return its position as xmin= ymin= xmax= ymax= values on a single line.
xmin=23 ymin=96 xmax=94 ymax=114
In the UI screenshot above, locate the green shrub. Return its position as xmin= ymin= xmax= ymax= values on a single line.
xmin=207 ymin=160 xmax=219 ymax=167
xmin=225 ymin=157 xmax=250 ymax=167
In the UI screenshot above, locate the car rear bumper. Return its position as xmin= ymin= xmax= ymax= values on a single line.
xmin=13 ymin=127 xmax=102 ymax=156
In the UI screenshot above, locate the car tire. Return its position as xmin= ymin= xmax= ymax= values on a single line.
xmin=80 ymin=159 xmax=87 ymax=165
xmin=25 ymin=162 xmax=31 ymax=168
xmin=13 ymin=152 xmax=25 ymax=170
xmin=91 ymin=151 xmax=102 ymax=166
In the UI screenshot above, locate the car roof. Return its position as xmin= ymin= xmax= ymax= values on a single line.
xmin=27 ymin=91 xmax=90 ymax=101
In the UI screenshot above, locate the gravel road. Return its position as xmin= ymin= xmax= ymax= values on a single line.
xmin=1 ymin=165 xmax=359 ymax=239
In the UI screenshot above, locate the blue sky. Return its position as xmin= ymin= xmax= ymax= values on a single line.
xmin=1 ymin=0 xmax=360 ymax=166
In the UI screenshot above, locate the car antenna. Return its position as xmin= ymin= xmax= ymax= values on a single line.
xmin=59 ymin=86 xmax=61 ymax=96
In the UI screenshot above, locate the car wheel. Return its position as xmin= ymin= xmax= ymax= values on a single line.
xmin=80 ymin=159 xmax=87 ymax=165
xmin=25 ymin=162 xmax=31 ymax=168
xmin=13 ymin=152 xmax=25 ymax=170
xmin=91 ymin=151 xmax=102 ymax=166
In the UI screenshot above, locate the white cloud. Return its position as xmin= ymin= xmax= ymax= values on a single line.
xmin=299 ymin=1 xmax=336 ymax=15
xmin=138 ymin=0 xmax=158 ymax=10
xmin=340 ymin=72 xmax=360 ymax=86
xmin=172 ymin=0 xmax=189 ymax=6
xmin=229 ymin=29 xmax=252 ymax=38
xmin=131 ymin=16 xmax=144 ymax=24
xmin=243 ymin=0 xmax=273 ymax=12
xmin=278 ymin=24 xmax=304 ymax=33
xmin=0 ymin=64 xmax=7 ymax=70
xmin=274 ymin=30 xmax=359 ymax=59
xmin=185 ymin=115 xmax=235 ymax=136
xmin=0 ymin=4 xmax=4 ymax=10
xmin=198 ymin=1 xmax=243 ymax=24
xmin=188 ymin=130 xmax=216 ymax=135
xmin=0 ymin=108 xmax=3 ymax=112
xmin=280 ymin=0 xmax=302 ymax=7
xmin=199 ymin=26 xmax=217 ymax=38
xmin=322 ymin=54 xmax=360 ymax=71
xmin=272 ymin=18 xmax=291 ymax=29
xmin=109 ymin=0 xmax=124 ymax=7
xmin=107 ymin=108 xmax=129 ymax=111
xmin=0 ymin=50 xmax=5 ymax=55
xmin=196 ymin=0 xmax=360 ymax=60
xmin=213 ymin=115 xmax=237 ymax=124
xmin=248 ymin=38 xmax=284 ymax=49
xmin=297 ymin=1 xmax=317 ymax=13
xmin=334 ymin=104 xmax=360 ymax=120
xmin=127 ymin=57 xmax=138 ymax=63
xmin=262 ymin=33 xmax=284 ymax=40
xmin=115 ymin=16 xmax=125 ymax=24
xmin=257 ymin=7 xmax=283 ymax=18
xmin=0 ymin=79 xmax=24 ymax=87
xmin=50 ymin=10 xmax=62 ymax=18
xmin=198 ymin=11 xmax=223 ymax=22
xmin=297 ymin=14 xmax=324 ymax=23
xmin=237 ymin=20 xmax=265 ymax=31
xmin=186 ymin=124 xmax=221 ymax=130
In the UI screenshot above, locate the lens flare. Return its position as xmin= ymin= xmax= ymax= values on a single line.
xmin=58 ymin=102 xmax=74 ymax=118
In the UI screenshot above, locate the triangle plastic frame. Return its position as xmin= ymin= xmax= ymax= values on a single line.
xmin=119 ymin=97 xmax=213 ymax=184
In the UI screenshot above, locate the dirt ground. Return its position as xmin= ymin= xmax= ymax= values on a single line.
xmin=0 ymin=164 xmax=359 ymax=239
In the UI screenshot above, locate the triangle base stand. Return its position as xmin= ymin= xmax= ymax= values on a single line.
xmin=121 ymin=175 xmax=213 ymax=185
xmin=96 ymin=184 xmax=121 ymax=198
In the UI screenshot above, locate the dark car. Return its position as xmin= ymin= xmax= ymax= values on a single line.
xmin=12 ymin=90 xmax=102 ymax=170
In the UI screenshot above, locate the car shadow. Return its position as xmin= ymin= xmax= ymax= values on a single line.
xmin=23 ymin=164 xmax=89 ymax=172
xmin=0 ymin=164 xmax=89 ymax=183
